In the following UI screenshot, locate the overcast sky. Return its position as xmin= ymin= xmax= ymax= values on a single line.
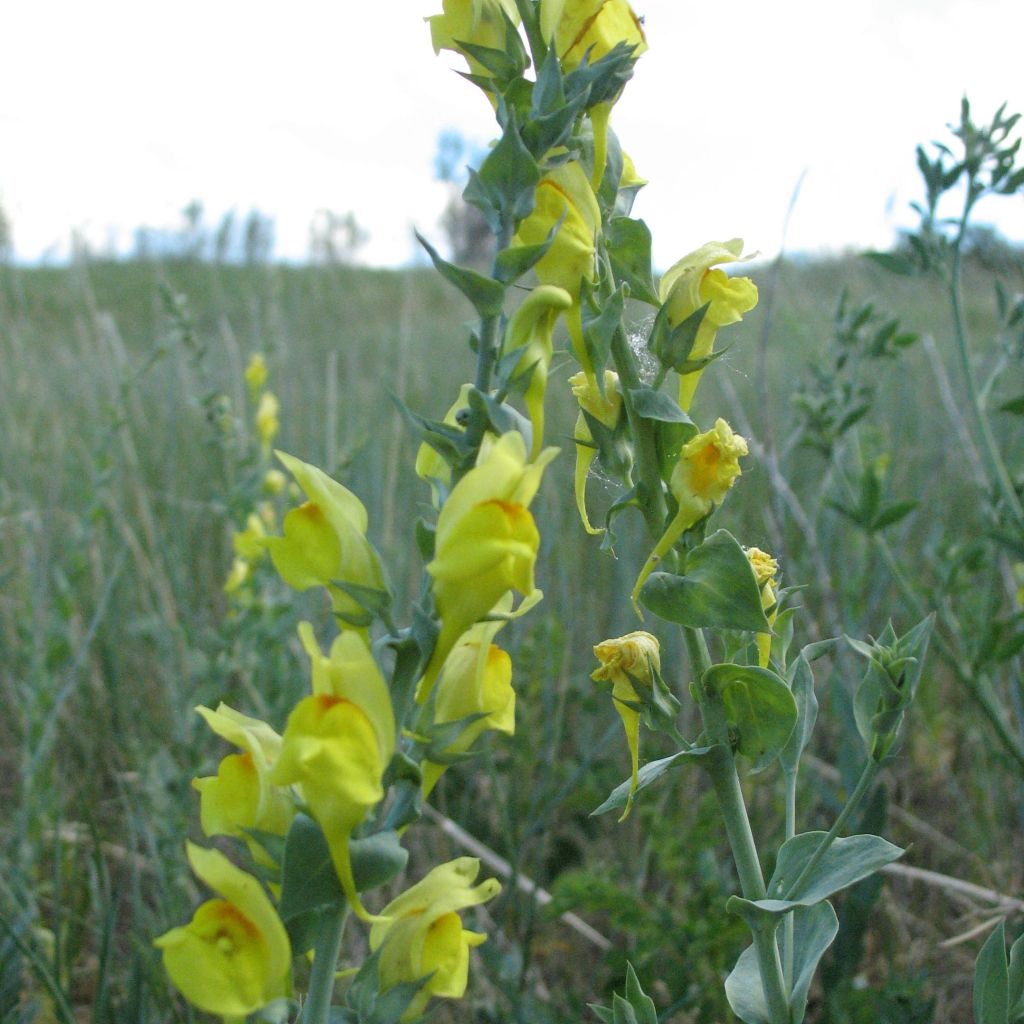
xmin=3 ymin=0 xmax=1022 ymax=267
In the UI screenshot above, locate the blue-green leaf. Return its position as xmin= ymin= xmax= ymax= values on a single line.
xmin=975 ymin=920 xmax=1010 ymax=1024
xmin=639 ymin=530 xmax=771 ymax=634
xmin=702 ymin=663 xmax=797 ymax=762
xmin=591 ymin=746 xmax=716 ymax=816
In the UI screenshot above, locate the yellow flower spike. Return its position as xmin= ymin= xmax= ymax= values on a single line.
xmin=746 ymin=547 xmax=779 ymax=668
xmin=569 ymin=369 xmax=622 ymax=534
xmin=540 ymin=0 xmax=648 ymax=70
xmin=592 ymin=631 xmax=660 ymax=820
xmin=420 ymin=432 xmax=558 ymax=702
xmin=232 ymin=512 xmax=266 ymax=561
xmin=631 ymin=419 xmax=748 ymax=611
xmin=505 ymin=285 xmax=573 ymax=458
xmin=193 ymin=705 xmax=295 ymax=858
xmin=256 ymin=392 xmax=280 ymax=451
xmin=369 ymin=858 xmax=501 ymax=1021
xmin=659 ymin=239 xmax=759 ymax=411
xmin=244 ymin=353 xmax=268 ymax=401
xmin=422 ymin=619 xmax=515 ymax=797
xmin=269 ymin=693 xmax=388 ymax=923
xmin=263 ymin=468 xmax=286 ymax=495
xmin=427 ymin=0 xmax=520 ymax=76
xmin=415 ymin=383 xmax=474 ymax=508
xmin=513 ymin=162 xmax=601 ymax=375
xmin=223 ymin=557 xmax=251 ymax=595
xmin=154 ymin=844 xmax=291 ymax=1019
xmin=265 ymin=452 xmax=385 ymax=624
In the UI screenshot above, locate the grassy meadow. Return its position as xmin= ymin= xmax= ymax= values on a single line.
xmin=1 ymin=247 xmax=1022 ymax=1022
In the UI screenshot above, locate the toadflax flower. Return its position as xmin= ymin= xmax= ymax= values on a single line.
xmin=540 ymin=0 xmax=648 ymax=185
xmin=660 ymin=240 xmax=758 ymax=411
xmin=428 ymin=0 xmax=520 ymax=77
xmin=512 ymin=161 xmax=601 ymax=376
xmin=421 ymin=431 xmax=557 ymax=701
xmin=746 ymin=546 xmax=779 ymax=668
xmin=592 ymin=630 xmax=660 ymax=819
xmin=270 ymin=626 xmax=395 ymax=921
xmin=422 ymin=618 xmax=515 ymax=797
xmin=369 ymin=858 xmax=501 ymax=1021
xmin=154 ymin=843 xmax=291 ymax=1021
xmin=504 ymin=285 xmax=574 ymax=458
xmin=569 ymin=369 xmax=623 ymax=534
xmin=192 ymin=704 xmax=294 ymax=865
xmin=632 ymin=418 xmax=748 ymax=608
xmin=265 ymin=451 xmax=386 ymax=627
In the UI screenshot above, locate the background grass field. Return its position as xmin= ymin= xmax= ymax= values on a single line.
xmin=1 ymin=247 xmax=1021 ymax=1022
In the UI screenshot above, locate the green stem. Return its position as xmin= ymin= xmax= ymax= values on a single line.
xmin=473 ymin=219 xmax=514 ymax=398
xmin=949 ymin=213 xmax=1024 ymax=526
xmin=783 ymin=771 xmax=798 ymax=990
xmin=783 ymin=760 xmax=878 ymax=901
xmin=302 ymin=907 xmax=349 ymax=1023
xmin=610 ymin=323 xmax=668 ymax=539
xmin=692 ymin=633 xmax=789 ymax=1022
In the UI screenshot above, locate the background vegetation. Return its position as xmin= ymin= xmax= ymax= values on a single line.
xmin=1 ymin=229 xmax=1022 ymax=1021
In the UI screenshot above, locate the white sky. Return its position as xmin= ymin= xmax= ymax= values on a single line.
xmin=3 ymin=0 xmax=1023 ymax=267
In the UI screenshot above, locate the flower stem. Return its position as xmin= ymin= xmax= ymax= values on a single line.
xmin=302 ymin=906 xmax=349 ymax=1023
xmin=782 ymin=770 xmax=798 ymax=990
xmin=783 ymin=760 xmax=879 ymax=901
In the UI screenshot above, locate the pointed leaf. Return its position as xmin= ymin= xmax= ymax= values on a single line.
xmin=780 ymin=654 xmax=818 ymax=775
xmin=627 ymin=386 xmax=694 ymax=423
xmin=975 ymin=920 xmax=1010 ymax=1024
xmin=591 ymin=746 xmax=716 ymax=816
xmin=766 ymin=831 xmax=904 ymax=906
xmin=415 ymin=231 xmax=505 ymax=317
xmin=607 ymin=217 xmax=659 ymax=305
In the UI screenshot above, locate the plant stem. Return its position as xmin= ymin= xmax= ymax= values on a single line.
xmin=691 ymin=628 xmax=790 ymax=1022
xmin=302 ymin=906 xmax=349 ymax=1023
xmin=473 ymin=219 xmax=514 ymax=398
xmin=949 ymin=212 xmax=1024 ymax=526
xmin=783 ymin=760 xmax=879 ymax=901
xmin=610 ymin=325 xmax=668 ymax=538
xmin=783 ymin=771 xmax=798 ymax=990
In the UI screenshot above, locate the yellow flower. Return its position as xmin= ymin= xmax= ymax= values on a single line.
xmin=428 ymin=0 xmax=520 ymax=76
xmin=193 ymin=705 xmax=295 ymax=863
xmin=592 ymin=631 xmax=660 ymax=819
xmin=512 ymin=162 xmax=601 ymax=375
xmin=232 ymin=512 xmax=266 ymax=561
xmin=504 ymin=286 xmax=574 ymax=458
xmin=415 ymin=383 xmax=474 ymax=508
xmin=422 ymin=620 xmax=515 ymax=796
xmin=270 ymin=626 xmax=395 ymax=921
xmin=369 ymin=858 xmax=500 ymax=1021
xmin=569 ymin=369 xmax=622 ymax=534
xmin=632 ymin=419 xmax=748 ymax=608
xmin=263 ymin=468 xmax=286 ymax=495
xmin=660 ymin=239 xmax=758 ymax=411
xmin=256 ymin=392 xmax=280 ymax=451
xmin=154 ymin=844 xmax=291 ymax=1020
xmin=422 ymin=432 xmax=557 ymax=701
xmin=265 ymin=451 xmax=385 ymax=625
xmin=244 ymin=353 xmax=268 ymax=400
xmin=540 ymin=0 xmax=647 ymax=68
xmin=746 ymin=547 xmax=779 ymax=668
xmin=223 ymin=556 xmax=251 ymax=595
